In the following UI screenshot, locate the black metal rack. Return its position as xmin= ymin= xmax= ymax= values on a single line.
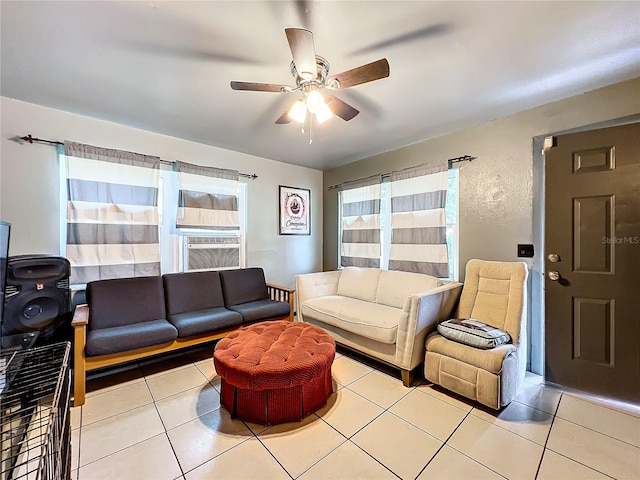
xmin=1 ymin=342 xmax=71 ymax=480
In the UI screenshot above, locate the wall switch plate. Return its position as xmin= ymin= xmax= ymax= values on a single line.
xmin=517 ymin=244 xmax=534 ymax=258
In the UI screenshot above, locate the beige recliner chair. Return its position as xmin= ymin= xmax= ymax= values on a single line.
xmin=424 ymin=259 xmax=528 ymax=409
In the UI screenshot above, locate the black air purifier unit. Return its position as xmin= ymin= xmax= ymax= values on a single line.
xmin=3 ymin=255 xmax=71 ymax=346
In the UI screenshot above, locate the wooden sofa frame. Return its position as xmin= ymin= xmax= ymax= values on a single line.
xmin=72 ymin=283 xmax=294 ymax=406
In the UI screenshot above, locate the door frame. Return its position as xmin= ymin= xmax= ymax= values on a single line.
xmin=529 ymin=113 xmax=640 ymax=376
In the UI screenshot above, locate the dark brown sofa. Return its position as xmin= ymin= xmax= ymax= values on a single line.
xmin=72 ymin=267 xmax=294 ymax=406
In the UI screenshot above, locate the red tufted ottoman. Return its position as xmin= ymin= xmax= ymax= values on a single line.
xmin=213 ymin=320 xmax=335 ymax=425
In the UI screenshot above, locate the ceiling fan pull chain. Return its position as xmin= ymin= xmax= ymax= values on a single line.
xmin=309 ymin=116 xmax=314 ymax=144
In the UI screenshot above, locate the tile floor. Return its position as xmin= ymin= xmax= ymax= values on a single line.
xmin=70 ymin=346 xmax=640 ymax=480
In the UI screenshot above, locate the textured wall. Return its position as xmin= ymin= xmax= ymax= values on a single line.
xmin=323 ymin=78 xmax=640 ymax=279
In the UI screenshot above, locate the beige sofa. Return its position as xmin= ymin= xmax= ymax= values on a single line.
xmin=295 ymin=267 xmax=462 ymax=386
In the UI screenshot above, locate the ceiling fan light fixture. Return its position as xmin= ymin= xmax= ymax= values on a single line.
xmin=305 ymin=90 xmax=325 ymax=114
xmin=315 ymin=102 xmax=333 ymax=123
xmin=288 ymin=100 xmax=307 ymax=123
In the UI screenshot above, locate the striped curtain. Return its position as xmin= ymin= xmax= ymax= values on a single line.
xmin=65 ymin=141 xmax=161 ymax=285
xmin=340 ymin=175 xmax=382 ymax=268
xmin=175 ymin=161 xmax=239 ymax=230
xmin=389 ymin=161 xmax=449 ymax=277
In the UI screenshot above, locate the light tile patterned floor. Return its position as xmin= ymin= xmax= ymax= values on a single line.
xmin=71 ymin=346 xmax=640 ymax=480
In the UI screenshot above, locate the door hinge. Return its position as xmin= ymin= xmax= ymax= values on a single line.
xmin=542 ymin=136 xmax=556 ymax=153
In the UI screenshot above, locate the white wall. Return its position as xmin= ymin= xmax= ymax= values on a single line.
xmin=0 ymin=97 xmax=323 ymax=288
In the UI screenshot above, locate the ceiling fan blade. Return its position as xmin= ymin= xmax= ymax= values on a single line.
xmin=127 ymin=40 xmax=261 ymax=65
xmin=285 ymin=28 xmax=317 ymax=80
xmin=327 ymin=58 xmax=390 ymax=89
xmin=326 ymin=95 xmax=359 ymax=121
xmin=230 ymin=81 xmax=288 ymax=92
xmin=275 ymin=108 xmax=292 ymax=124
xmin=349 ymin=24 xmax=449 ymax=55
xmin=294 ymin=1 xmax=313 ymax=30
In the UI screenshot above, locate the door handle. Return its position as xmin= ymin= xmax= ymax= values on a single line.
xmin=548 ymin=271 xmax=561 ymax=281
xmin=547 ymin=253 xmax=560 ymax=263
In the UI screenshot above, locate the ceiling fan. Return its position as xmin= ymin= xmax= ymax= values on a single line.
xmin=230 ymin=28 xmax=390 ymax=126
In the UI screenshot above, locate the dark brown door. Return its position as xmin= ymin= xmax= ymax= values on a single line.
xmin=545 ymin=123 xmax=640 ymax=403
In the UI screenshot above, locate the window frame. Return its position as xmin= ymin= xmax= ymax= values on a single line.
xmin=59 ymin=155 xmax=248 ymax=280
xmin=446 ymin=168 xmax=460 ymax=281
xmin=157 ymin=168 xmax=248 ymax=273
xmin=337 ymin=168 xmax=459 ymax=281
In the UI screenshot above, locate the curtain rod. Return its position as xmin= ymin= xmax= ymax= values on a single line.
xmin=14 ymin=134 xmax=258 ymax=180
xmin=327 ymin=155 xmax=476 ymax=191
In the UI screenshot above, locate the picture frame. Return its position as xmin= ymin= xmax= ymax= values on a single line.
xmin=279 ymin=185 xmax=311 ymax=235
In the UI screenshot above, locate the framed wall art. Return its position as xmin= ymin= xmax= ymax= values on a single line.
xmin=279 ymin=185 xmax=310 ymax=235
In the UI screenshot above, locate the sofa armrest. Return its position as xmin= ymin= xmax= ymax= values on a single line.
xmin=72 ymin=304 xmax=89 ymax=327
xmin=267 ymin=283 xmax=295 ymax=322
xmin=395 ymin=282 xmax=463 ymax=370
xmin=295 ymin=271 xmax=342 ymax=322
xmin=72 ymin=304 xmax=89 ymax=406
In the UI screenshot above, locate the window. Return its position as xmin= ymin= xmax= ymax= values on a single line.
xmin=60 ymin=154 xmax=247 ymax=283
xmin=61 ymin=142 xmax=162 ymax=285
xmin=338 ymin=168 xmax=459 ymax=280
xmin=445 ymin=168 xmax=459 ymax=281
xmin=158 ymin=167 xmax=247 ymax=273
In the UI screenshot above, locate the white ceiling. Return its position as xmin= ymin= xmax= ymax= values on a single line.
xmin=2 ymin=1 xmax=639 ymax=170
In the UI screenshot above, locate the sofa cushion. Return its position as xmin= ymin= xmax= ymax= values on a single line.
xmin=87 ymin=276 xmax=166 ymax=330
xmin=437 ymin=318 xmax=511 ymax=349
xmin=425 ymin=332 xmax=516 ymax=374
xmin=168 ymin=307 xmax=242 ymax=337
xmin=86 ymin=320 xmax=178 ymax=356
xmin=163 ymin=271 xmax=225 ymax=315
xmin=229 ymin=299 xmax=291 ymax=324
xmin=220 ymin=268 xmax=268 ymax=307
xmin=336 ymin=267 xmax=381 ymax=302
xmin=302 ymin=295 xmax=404 ymax=345
xmin=376 ymin=270 xmax=441 ymax=309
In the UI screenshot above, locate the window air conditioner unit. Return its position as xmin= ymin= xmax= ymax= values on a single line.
xmin=183 ymin=236 xmax=243 ymax=272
